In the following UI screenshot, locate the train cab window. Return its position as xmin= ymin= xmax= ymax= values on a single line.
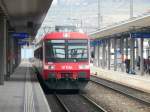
xmin=45 ymin=39 xmax=88 ymax=62
xmin=53 ymin=46 xmax=65 ymax=58
xmin=68 ymin=40 xmax=87 ymax=44
xmin=68 ymin=46 xmax=88 ymax=59
xmin=45 ymin=40 xmax=65 ymax=61
xmin=68 ymin=39 xmax=88 ymax=59
xmin=50 ymin=40 xmax=65 ymax=43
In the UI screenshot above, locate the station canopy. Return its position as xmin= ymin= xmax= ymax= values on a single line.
xmin=90 ymin=14 xmax=150 ymax=39
xmin=0 ymin=0 xmax=53 ymax=37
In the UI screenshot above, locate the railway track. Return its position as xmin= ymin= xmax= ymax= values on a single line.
xmin=91 ymin=75 xmax=150 ymax=106
xmin=47 ymin=94 xmax=108 ymax=112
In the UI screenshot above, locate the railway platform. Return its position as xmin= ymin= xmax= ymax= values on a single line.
xmin=0 ymin=61 xmax=51 ymax=112
xmin=91 ymin=65 xmax=150 ymax=94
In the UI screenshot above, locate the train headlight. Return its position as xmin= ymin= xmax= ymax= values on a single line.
xmin=79 ymin=65 xmax=89 ymax=69
xmin=49 ymin=65 xmax=55 ymax=70
xmin=44 ymin=65 xmax=55 ymax=70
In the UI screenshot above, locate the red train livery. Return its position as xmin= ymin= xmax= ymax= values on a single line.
xmin=34 ymin=31 xmax=90 ymax=90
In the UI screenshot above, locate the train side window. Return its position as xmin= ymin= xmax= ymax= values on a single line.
xmin=91 ymin=51 xmax=94 ymax=58
xmin=40 ymin=48 xmax=43 ymax=60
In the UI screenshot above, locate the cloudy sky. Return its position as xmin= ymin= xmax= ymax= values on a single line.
xmin=36 ymin=0 xmax=150 ymax=38
xmin=23 ymin=0 xmax=149 ymax=59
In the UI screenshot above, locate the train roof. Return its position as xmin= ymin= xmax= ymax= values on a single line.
xmin=43 ymin=32 xmax=89 ymax=40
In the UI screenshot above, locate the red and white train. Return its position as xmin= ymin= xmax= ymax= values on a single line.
xmin=34 ymin=26 xmax=90 ymax=90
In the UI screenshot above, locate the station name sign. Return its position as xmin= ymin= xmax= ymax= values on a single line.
xmin=90 ymin=39 xmax=107 ymax=46
xmin=12 ymin=32 xmax=29 ymax=39
xmin=17 ymin=41 xmax=28 ymax=46
xmin=131 ymin=32 xmax=150 ymax=38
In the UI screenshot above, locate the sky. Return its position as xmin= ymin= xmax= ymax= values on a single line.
xmin=22 ymin=0 xmax=150 ymax=59
xmin=36 ymin=0 xmax=150 ymax=38
xmin=21 ymin=47 xmax=34 ymax=59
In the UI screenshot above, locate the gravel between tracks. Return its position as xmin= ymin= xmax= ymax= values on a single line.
xmin=57 ymin=94 xmax=103 ymax=112
xmin=84 ymin=81 xmax=150 ymax=112
xmin=46 ymin=95 xmax=66 ymax=112
xmin=91 ymin=76 xmax=150 ymax=104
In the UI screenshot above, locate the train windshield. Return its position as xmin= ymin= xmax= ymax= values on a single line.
xmin=45 ymin=40 xmax=88 ymax=62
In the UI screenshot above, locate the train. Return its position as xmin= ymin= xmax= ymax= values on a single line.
xmin=33 ymin=26 xmax=90 ymax=90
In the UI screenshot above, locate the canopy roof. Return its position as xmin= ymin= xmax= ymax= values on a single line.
xmin=90 ymin=13 xmax=150 ymax=39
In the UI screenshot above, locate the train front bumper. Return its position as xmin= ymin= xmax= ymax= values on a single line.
xmin=45 ymin=78 xmax=89 ymax=90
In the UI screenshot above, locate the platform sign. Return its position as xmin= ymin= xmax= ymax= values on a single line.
xmin=91 ymin=39 xmax=107 ymax=46
xmin=12 ymin=32 xmax=29 ymax=39
xmin=17 ymin=41 xmax=28 ymax=46
xmin=90 ymin=40 xmax=96 ymax=46
xmin=17 ymin=39 xmax=29 ymax=46
xmin=131 ymin=32 xmax=150 ymax=38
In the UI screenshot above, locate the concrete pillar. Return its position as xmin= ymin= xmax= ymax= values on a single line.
xmin=108 ymin=39 xmax=111 ymax=70
xmin=3 ymin=19 xmax=7 ymax=80
xmin=16 ymin=44 xmax=19 ymax=66
xmin=104 ymin=42 xmax=107 ymax=68
xmin=13 ymin=39 xmax=16 ymax=68
xmin=6 ymin=34 xmax=10 ymax=77
xmin=8 ymin=34 xmax=14 ymax=75
xmin=130 ymin=37 xmax=135 ymax=73
xmin=14 ymin=39 xmax=18 ymax=68
xmin=94 ymin=45 xmax=98 ymax=66
xmin=135 ymin=39 xmax=139 ymax=60
xmin=100 ymin=44 xmax=102 ymax=67
xmin=140 ymin=38 xmax=144 ymax=75
xmin=6 ymin=24 xmax=10 ymax=78
xmin=114 ymin=38 xmax=117 ymax=71
xmin=120 ymin=37 xmax=124 ymax=72
xmin=126 ymin=38 xmax=128 ymax=59
xmin=18 ymin=46 xmax=21 ymax=64
xmin=102 ymin=40 xmax=105 ymax=69
xmin=0 ymin=16 xmax=7 ymax=85
xmin=10 ymin=37 xmax=15 ymax=74
xmin=98 ymin=45 xmax=100 ymax=67
xmin=105 ymin=40 xmax=108 ymax=68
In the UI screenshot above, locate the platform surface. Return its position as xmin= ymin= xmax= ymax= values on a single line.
xmin=91 ymin=65 xmax=150 ymax=93
xmin=0 ymin=61 xmax=51 ymax=112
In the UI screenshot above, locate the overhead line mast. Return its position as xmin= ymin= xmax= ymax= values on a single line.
xmin=130 ymin=0 xmax=133 ymax=18
xmin=98 ymin=0 xmax=101 ymax=29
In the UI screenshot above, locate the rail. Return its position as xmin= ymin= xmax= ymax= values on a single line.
xmin=91 ymin=75 xmax=150 ymax=106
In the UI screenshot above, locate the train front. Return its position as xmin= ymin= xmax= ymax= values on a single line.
xmin=43 ymin=33 xmax=90 ymax=90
